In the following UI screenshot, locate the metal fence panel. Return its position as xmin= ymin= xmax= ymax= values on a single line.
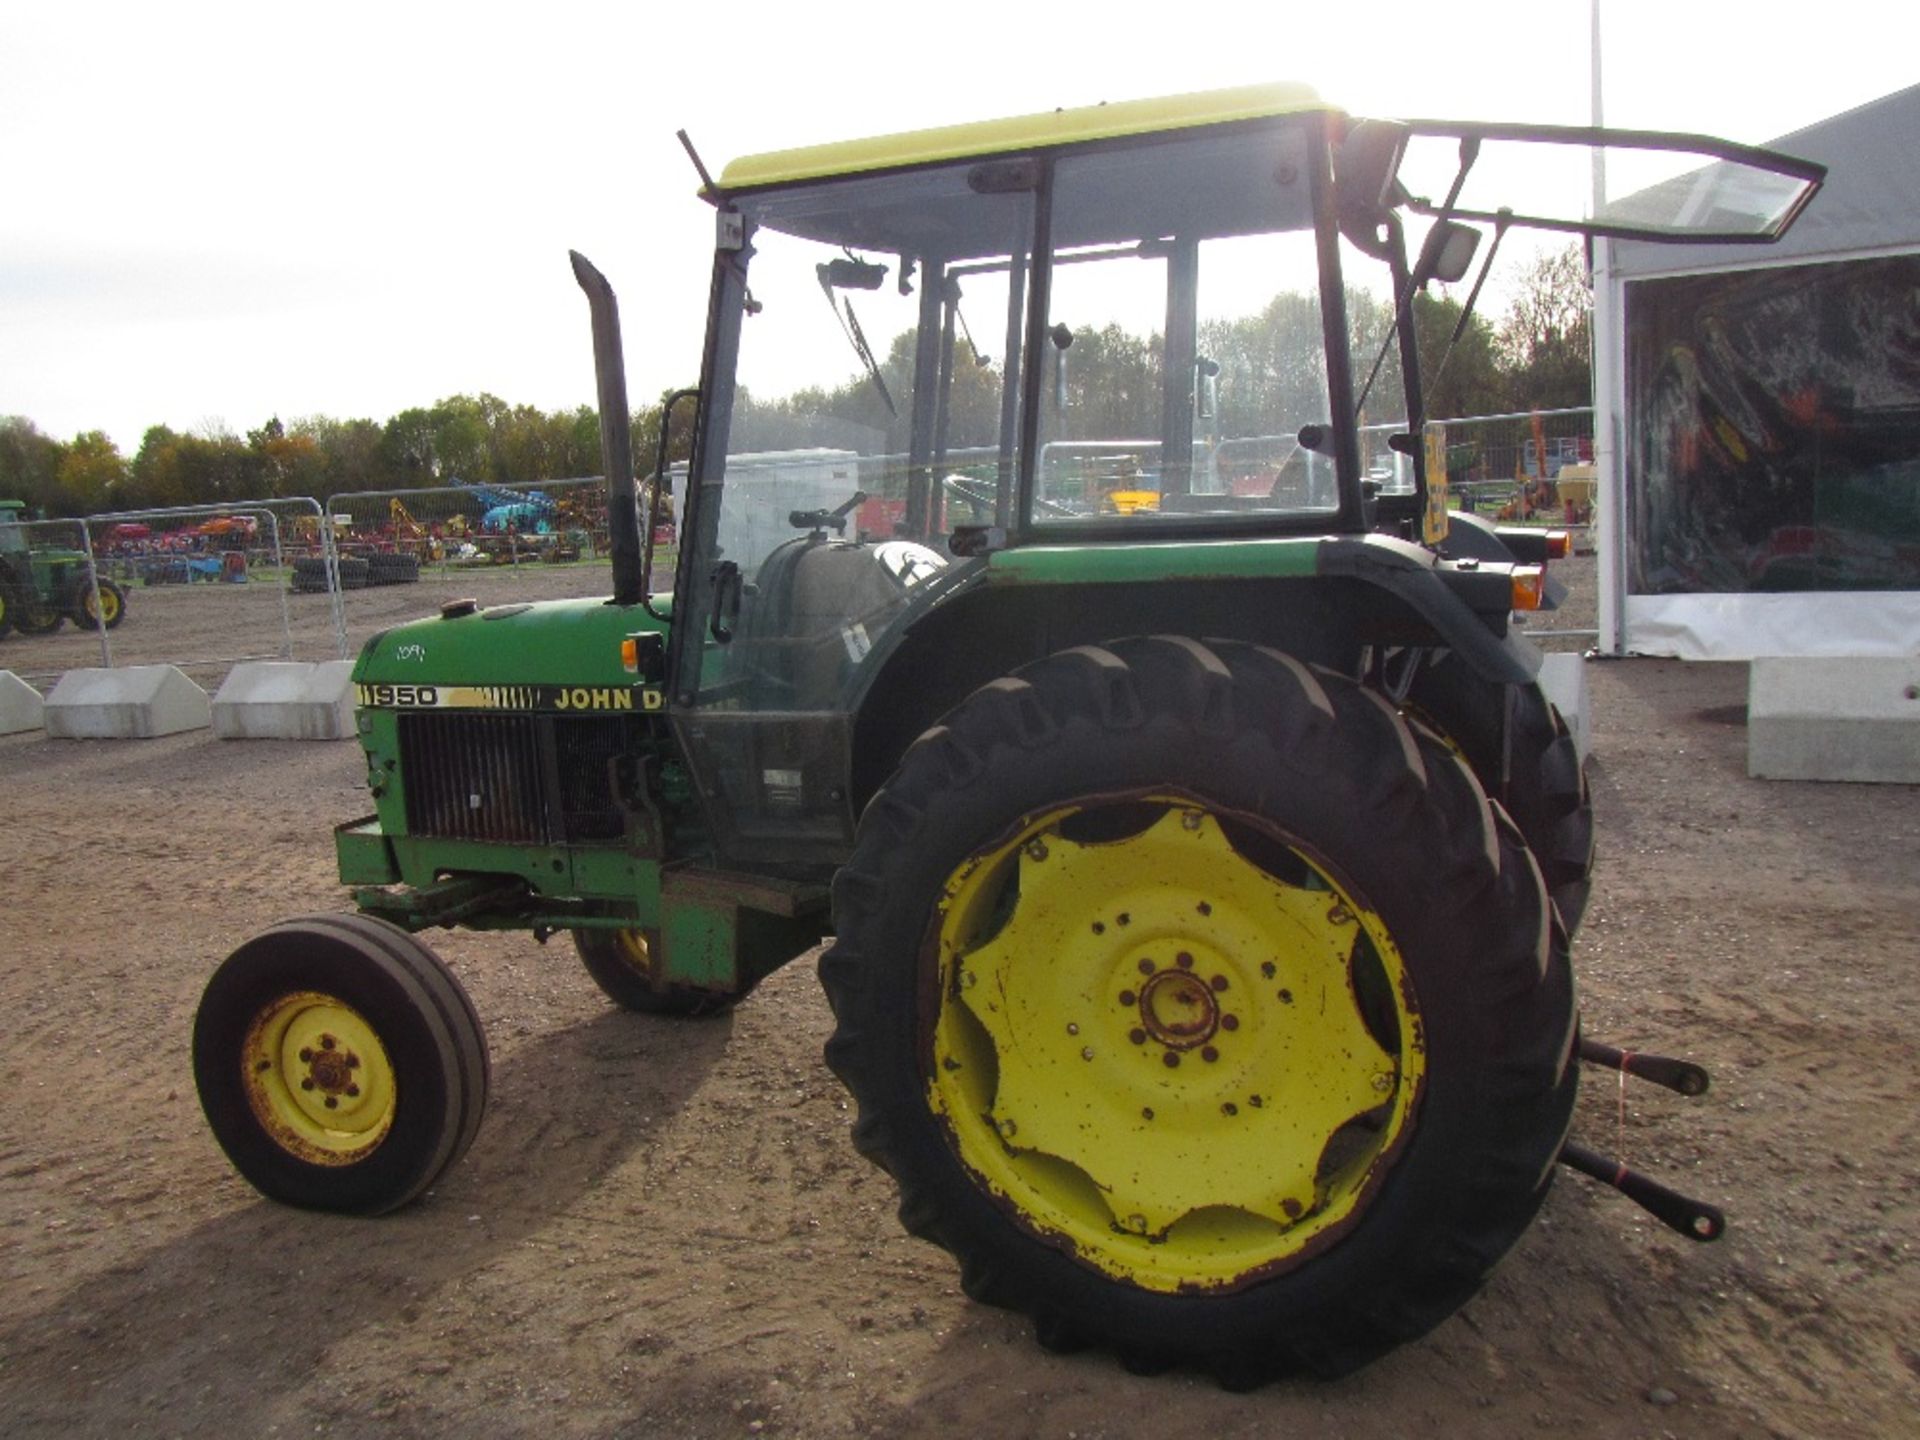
xmin=65 ymin=500 xmax=333 ymax=683
xmin=0 ymin=515 xmax=108 ymax=684
xmin=318 ymin=478 xmax=666 ymax=655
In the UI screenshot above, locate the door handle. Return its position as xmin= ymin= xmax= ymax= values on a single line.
xmin=710 ymin=559 xmax=741 ymax=643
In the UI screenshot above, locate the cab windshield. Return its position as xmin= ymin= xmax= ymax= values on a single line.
xmin=718 ymin=113 xmax=1349 ymax=556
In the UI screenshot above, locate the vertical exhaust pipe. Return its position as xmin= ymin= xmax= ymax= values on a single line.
xmin=570 ymin=250 xmax=645 ymax=607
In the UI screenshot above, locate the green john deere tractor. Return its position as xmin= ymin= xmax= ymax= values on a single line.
xmin=193 ymin=85 xmax=1822 ymax=1382
xmin=0 ymin=500 xmax=128 ymax=638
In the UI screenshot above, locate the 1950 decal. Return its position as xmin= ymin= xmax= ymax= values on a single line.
xmin=355 ymin=683 xmax=664 ymax=712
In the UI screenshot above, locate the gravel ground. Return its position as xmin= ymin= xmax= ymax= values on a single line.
xmin=1 ymin=543 xmax=1915 ymax=1439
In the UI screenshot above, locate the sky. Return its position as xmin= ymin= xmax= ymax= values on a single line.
xmin=2 ymin=0 xmax=1913 ymax=455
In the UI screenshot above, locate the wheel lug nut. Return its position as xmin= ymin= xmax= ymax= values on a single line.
xmin=1261 ymin=961 xmax=1277 ymax=978
xmin=1210 ymin=975 xmax=1228 ymax=992
xmin=1081 ymin=1047 xmax=1095 ymax=1061
xmin=346 ymin=1054 xmax=360 ymax=1069
xmin=324 ymin=1096 xmax=339 ymax=1109
xmin=1175 ymin=952 xmax=1194 ymax=969
xmin=1066 ymin=1022 xmax=1079 ymax=1036
xmin=1162 ymin=1052 xmax=1181 ymax=1069
xmin=1221 ymin=1102 xmax=1238 ymax=1116
xmin=1221 ymin=1014 xmax=1240 ymax=1031
xmin=1137 ymin=959 xmax=1154 ymax=976
xmin=1025 ymin=839 xmax=1048 ymax=861
xmin=1373 ymin=1073 xmax=1393 ymax=1094
xmin=298 ymin=1048 xmax=313 ymax=1063
xmin=1201 ymin=1046 xmax=1219 ymax=1063
xmin=300 ymin=1078 xmax=315 ymax=1091
xmin=319 ymin=1035 xmax=336 ymax=1051
xmin=346 ymin=1084 xmax=360 ymax=1097
xmin=1129 ymin=1028 xmax=1147 ymax=1046
xmin=1118 ymin=990 xmax=1136 ymax=1006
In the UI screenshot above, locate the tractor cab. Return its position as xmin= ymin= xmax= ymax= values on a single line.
xmin=654 ymin=85 xmax=1821 ymax=866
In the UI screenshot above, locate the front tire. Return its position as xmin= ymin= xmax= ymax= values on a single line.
xmin=193 ymin=915 xmax=490 ymax=1214
xmin=822 ymin=637 xmax=1576 ymax=1383
xmin=68 ymin=578 xmax=126 ymax=631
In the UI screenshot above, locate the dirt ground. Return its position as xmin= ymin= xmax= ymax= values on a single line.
xmin=1 ymin=555 xmax=1916 ymax=1439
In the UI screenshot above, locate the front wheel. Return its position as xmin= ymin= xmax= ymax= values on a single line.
xmin=822 ymin=637 xmax=1576 ymax=1383
xmin=193 ymin=915 xmax=491 ymax=1214
xmin=68 ymin=578 xmax=126 ymax=631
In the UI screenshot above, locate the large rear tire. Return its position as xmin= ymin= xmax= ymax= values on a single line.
xmin=193 ymin=915 xmax=490 ymax=1214
xmin=1405 ymin=653 xmax=1595 ymax=934
xmin=822 ymin=637 xmax=1576 ymax=1383
xmin=11 ymin=589 xmax=62 ymax=634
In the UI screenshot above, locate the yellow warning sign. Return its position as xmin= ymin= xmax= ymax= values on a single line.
xmin=1422 ymin=422 xmax=1450 ymax=545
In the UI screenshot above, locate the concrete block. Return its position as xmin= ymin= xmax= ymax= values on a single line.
xmin=212 ymin=660 xmax=356 ymax=740
xmin=1749 ymin=657 xmax=1920 ymax=784
xmin=44 ymin=664 xmax=211 ymax=739
xmin=1536 ymin=653 xmax=1592 ymax=763
xmin=0 ymin=671 xmax=45 ymax=735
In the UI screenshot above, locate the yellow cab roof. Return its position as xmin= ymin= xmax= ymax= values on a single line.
xmin=717 ymin=82 xmax=1330 ymax=192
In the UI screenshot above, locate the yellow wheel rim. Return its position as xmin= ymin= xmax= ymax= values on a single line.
xmin=85 ymin=587 xmax=120 ymax=625
xmin=242 ymin=991 xmax=397 ymax=1165
xmin=927 ymin=796 xmax=1424 ymax=1292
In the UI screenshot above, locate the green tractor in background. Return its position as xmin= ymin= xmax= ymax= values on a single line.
xmin=0 ymin=499 xmax=127 ymax=638
xmin=192 ymin=85 xmax=1821 ymax=1382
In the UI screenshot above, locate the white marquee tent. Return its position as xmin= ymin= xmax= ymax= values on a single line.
xmin=1594 ymin=83 xmax=1920 ymax=657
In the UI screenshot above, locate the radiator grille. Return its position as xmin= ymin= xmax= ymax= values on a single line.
xmin=399 ymin=713 xmax=638 ymax=845
xmin=401 ymin=713 xmax=552 ymax=844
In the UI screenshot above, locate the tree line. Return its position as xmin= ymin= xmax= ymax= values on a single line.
xmin=3 ymin=247 xmax=1590 ymax=518
xmin=0 ymin=395 xmax=683 ymax=520
xmin=728 ymin=245 xmax=1593 ymax=460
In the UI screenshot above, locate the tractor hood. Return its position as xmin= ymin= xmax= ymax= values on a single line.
xmin=352 ymin=597 xmax=671 ymax=708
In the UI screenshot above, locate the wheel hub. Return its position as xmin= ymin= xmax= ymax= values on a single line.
xmin=242 ymin=992 xmax=396 ymax=1165
xmin=1132 ymin=954 xmax=1227 ymax=1052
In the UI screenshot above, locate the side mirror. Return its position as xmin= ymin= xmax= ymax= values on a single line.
xmin=1336 ymin=120 xmax=1411 ymax=219
xmin=1410 ymin=219 xmax=1482 ymax=289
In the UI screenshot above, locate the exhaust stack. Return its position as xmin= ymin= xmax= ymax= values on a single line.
xmin=570 ymin=251 xmax=645 ymax=607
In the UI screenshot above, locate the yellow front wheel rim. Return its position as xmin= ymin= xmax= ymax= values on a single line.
xmin=86 ymin=588 xmax=120 ymax=624
xmin=928 ymin=796 xmax=1424 ymax=1292
xmin=242 ymin=991 xmax=397 ymax=1165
